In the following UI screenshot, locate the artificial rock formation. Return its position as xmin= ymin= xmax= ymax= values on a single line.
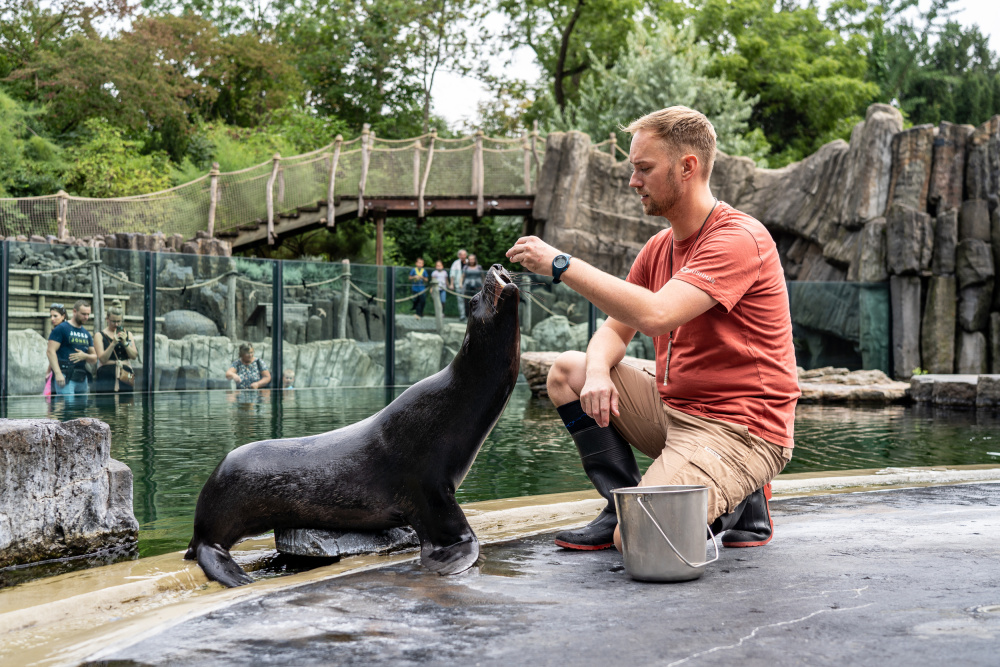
xmin=533 ymin=104 xmax=1000 ymax=378
xmin=0 ymin=419 xmax=138 ymax=568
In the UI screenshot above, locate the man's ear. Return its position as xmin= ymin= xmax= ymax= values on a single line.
xmin=680 ymin=154 xmax=699 ymax=181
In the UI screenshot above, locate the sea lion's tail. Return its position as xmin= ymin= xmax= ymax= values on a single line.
xmin=186 ymin=537 xmax=253 ymax=588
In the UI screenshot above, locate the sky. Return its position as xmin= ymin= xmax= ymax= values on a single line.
xmin=431 ymin=0 xmax=1000 ymax=129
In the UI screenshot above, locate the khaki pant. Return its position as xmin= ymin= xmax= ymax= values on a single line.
xmin=608 ymin=361 xmax=793 ymax=523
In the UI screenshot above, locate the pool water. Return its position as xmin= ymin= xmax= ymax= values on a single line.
xmin=3 ymin=386 xmax=1000 ymax=558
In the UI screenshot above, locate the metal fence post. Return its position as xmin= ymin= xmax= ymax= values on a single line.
xmin=1 ymin=240 xmax=9 ymax=399
xmin=588 ymin=302 xmax=598 ymax=340
xmin=384 ymin=266 xmax=395 ymax=389
xmin=143 ymin=250 xmax=157 ymax=394
xmin=272 ymin=261 xmax=284 ymax=390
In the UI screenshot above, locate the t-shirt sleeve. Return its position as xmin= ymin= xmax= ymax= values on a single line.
xmin=626 ymin=240 xmax=651 ymax=288
xmin=258 ymin=359 xmax=269 ymax=372
xmin=48 ymin=326 xmax=63 ymax=343
xmin=673 ymin=226 xmax=761 ymax=312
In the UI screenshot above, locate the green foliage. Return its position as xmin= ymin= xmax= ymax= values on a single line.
xmin=0 ymin=89 xmax=65 ymax=196
xmin=546 ymin=24 xmax=771 ymax=165
xmin=384 ymin=216 xmax=522 ymax=269
xmin=676 ymin=0 xmax=879 ymax=166
xmin=63 ymin=119 xmax=172 ymax=197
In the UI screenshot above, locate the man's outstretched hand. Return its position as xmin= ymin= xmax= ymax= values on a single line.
xmin=506 ymin=236 xmax=561 ymax=276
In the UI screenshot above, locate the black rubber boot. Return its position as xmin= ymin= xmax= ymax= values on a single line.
xmin=721 ymin=483 xmax=773 ymax=547
xmin=553 ymin=401 xmax=641 ymax=550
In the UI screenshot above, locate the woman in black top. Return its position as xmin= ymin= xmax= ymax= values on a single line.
xmin=463 ymin=254 xmax=484 ymax=301
xmin=94 ymin=300 xmax=138 ymax=393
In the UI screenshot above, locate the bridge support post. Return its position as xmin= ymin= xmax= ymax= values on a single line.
xmin=418 ymin=130 xmax=436 ymax=218
xmin=473 ymin=131 xmax=485 ymax=217
xmin=432 ymin=284 xmax=444 ymax=333
xmin=327 ymin=136 xmax=342 ymax=228
xmin=609 ymin=132 xmax=617 ymax=163
xmin=338 ymin=259 xmax=350 ymax=339
xmin=266 ymin=153 xmax=281 ymax=245
xmin=207 ymin=163 xmax=220 ymax=237
xmin=358 ymin=124 xmax=372 ymax=218
xmin=56 ymin=191 xmax=68 ymax=240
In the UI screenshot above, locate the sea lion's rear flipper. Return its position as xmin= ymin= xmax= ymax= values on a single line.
xmin=195 ymin=542 xmax=254 ymax=587
xmin=412 ymin=498 xmax=480 ymax=575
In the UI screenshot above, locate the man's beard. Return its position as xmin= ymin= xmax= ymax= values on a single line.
xmin=639 ymin=170 xmax=681 ymax=217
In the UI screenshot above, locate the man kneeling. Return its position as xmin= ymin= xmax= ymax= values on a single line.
xmin=506 ymin=106 xmax=799 ymax=550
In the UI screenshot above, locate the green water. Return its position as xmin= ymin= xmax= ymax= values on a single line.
xmin=3 ymin=387 xmax=1000 ymax=558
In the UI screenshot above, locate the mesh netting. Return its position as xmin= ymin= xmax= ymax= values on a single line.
xmin=0 ymin=131 xmax=546 ymax=241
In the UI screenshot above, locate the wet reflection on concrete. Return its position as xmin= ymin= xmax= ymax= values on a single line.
xmin=85 ymin=484 xmax=1000 ymax=666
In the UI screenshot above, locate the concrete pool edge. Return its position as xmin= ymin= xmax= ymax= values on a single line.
xmin=2 ymin=465 xmax=999 ymax=666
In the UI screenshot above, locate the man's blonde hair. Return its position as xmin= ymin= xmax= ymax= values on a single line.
xmin=624 ymin=106 xmax=717 ymax=178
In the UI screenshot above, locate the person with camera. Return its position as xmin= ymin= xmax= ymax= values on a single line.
xmin=94 ymin=300 xmax=138 ymax=393
xmin=46 ymin=299 xmax=98 ymax=396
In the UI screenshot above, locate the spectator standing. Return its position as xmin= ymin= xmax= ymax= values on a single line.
xmin=46 ymin=299 xmax=97 ymax=396
xmin=226 ymin=343 xmax=272 ymax=389
xmin=463 ymin=254 xmax=484 ymax=302
xmin=409 ymin=257 xmax=429 ymax=318
xmin=450 ymin=249 xmax=468 ymax=321
xmin=94 ymin=300 xmax=138 ymax=393
xmin=43 ymin=303 xmax=67 ymax=396
xmin=431 ymin=260 xmax=449 ymax=309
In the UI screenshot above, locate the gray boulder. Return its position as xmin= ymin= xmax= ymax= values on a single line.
xmin=890 ymin=276 xmax=922 ymax=379
xmin=956 ymin=331 xmax=988 ymax=374
xmin=0 ymin=419 xmax=138 ymax=568
xmin=163 ymin=310 xmax=220 ymax=339
xmin=394 ymin=332 xmax=444 ymax=385
xmin=887 ymin=124 xmax=935 ymax=211
xmin=959 ymin=199 xmax=991 ymax=242
xmin=931 ymin=208 xmax=958 ymax=275
xmin=928 ymin=121 xmax=975 ymax=215
xmin=964 ymin=115 xmax=999 ymax=204
xmin=920 ymin=276 xmax=955 ymax=374
xmin=955 ymin=239 xmax=994 ymax=289
xmin=858 ymin=218 xmax=888 ymax=282
xmin=886 ymin=204 xmax=934 ymax=275
xmin=958 ymin=284 xmax=993 ymax=332
xmin=6 ymin=328 xmax=49 ymax=396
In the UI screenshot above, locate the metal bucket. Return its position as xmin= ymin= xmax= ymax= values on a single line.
xmin=613 ymin=485 xmax=719 ymax=582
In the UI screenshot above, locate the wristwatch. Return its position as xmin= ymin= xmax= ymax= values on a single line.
xmin=551 ymin=253 xmax=572 ymax=284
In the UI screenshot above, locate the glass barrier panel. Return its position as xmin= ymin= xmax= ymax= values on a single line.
xmin=518 ymin=273 xmax=594 ymax=356
xmin=5 ymin=242 xmax=150 ymax=399
xmin=787 ymin=281 xmax=890 ymax=374
xmin=154 ymin=252 xmax=274 ymax=392
xmin=392 ymin=263 xmax=445 ymax=385
xmin=280 ymin=258 xmax=385 ymax=389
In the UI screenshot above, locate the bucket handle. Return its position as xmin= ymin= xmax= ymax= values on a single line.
xmin=636 ymin=494 xmax=720 ymax=569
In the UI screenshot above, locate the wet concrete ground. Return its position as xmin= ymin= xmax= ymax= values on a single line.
xmin=84 ymin=483 xmax=1000 ymax=667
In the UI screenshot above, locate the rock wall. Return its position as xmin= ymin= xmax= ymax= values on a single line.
xmin=533 ymin=105 xmax=1000 ymax=378
xmin=0 ymin=418 xmax=138 ymax=568
xmin=2 ymin=230 xmax=231 ymax=256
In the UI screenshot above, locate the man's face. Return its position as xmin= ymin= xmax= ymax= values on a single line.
xmin=628 ymin=129 xmax=683 ymax=218
xmin=458 ymin=250 xmax=467 ymax=261
xmin=73 ymin=306 xmax=91 ymax=326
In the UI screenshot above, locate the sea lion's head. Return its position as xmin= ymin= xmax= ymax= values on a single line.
xmin=462 ymin=264 xmax=520 ymax=360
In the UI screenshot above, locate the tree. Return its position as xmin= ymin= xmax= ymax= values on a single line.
xmin=0 ymin=88 xmax=65 ymax=196
xmin=547 ymin=23 xmax=771 ymax=164
xmin=63 ymin=119 xmax=172 ymax=197
xmin=671 ymin=0 xmax=878 ymax=165
xmin=496 ymin=0 xmax=649 ymax=113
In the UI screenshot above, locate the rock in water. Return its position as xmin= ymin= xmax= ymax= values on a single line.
xmin=0 ymin=419 xmax=138 ymax=568
xmin=162 ymin=309 xmax=220 ymax=339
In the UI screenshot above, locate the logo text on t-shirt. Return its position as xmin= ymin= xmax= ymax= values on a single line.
xmin=679 ymin=266 xmax=716 ymax=284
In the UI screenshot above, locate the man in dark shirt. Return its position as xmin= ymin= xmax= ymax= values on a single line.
xmin=46 ymin=299 xmax=97 ymax=395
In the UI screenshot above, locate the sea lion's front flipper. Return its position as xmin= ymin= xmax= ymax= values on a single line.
xmin=412 ymin=497 xmax=480 ymax=575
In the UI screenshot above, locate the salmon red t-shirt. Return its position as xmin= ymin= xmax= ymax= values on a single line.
xmin=626 ymin=201 xmax=799 ymax=447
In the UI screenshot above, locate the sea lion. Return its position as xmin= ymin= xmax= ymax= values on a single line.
xmin=185 ymin=265 xmax=520 ymax=587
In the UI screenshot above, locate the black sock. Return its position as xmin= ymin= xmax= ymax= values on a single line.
xmin=556 ymin=400 xmax=598 ymax=434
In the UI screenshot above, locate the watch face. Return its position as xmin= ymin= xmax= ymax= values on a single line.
xmin=554 ymin=255 xmax=569 ymax=269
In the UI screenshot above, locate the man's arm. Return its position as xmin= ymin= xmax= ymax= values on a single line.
xmin=507 ymin=236 xmax=717 ymax=337
xmin=46 ymin=340 xmax=65 ymax=386
xmin=581 ymin=318 xmax=636 ymax=427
